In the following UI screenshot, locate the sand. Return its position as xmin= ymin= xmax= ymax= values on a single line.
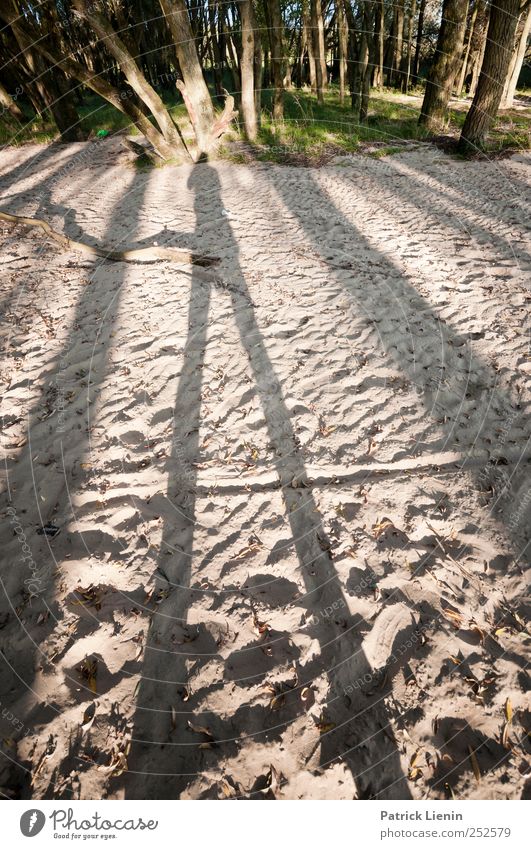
xmin=0 ymin=138 xmax=529 ymax=800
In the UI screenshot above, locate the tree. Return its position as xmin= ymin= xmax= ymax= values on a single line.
xmin=459 ymin=0 xmax=523 ymax=151
xmin=72 ymin=0 xmax=186 ymax=155
xmin=267 ymin=0 xmax=285 ymax=119
xmin=418 ymin=0 xmax=468 ymax=131
xmin=239 ymin=0 xmax=258 ymax=139
xmin=501 ymin=4 xmax=531 ymax=108
xmin=159 ymin=0 xmax=217 ymax=155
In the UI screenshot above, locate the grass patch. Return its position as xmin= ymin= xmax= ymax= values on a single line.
xmin=1 ymin=85 xmax=529 ymax=163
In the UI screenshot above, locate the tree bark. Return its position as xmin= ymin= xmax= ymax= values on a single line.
xmin=238 ymin=0 xmax=257 ymax=139
xmin=501 ymin=5 xmax=531 ymax=108
xmin=391 ymin=0 xmax=405 ymax=88
xmin=6 ymin=5 xmax=83 ymax=142
xmin=0 ymin=7 xmax=178 ymax=158
xmin=459 ymin=0 xmax=522 ymax=151
xmin=338 ymin=0 xmax=348 ymax=103
xmin=267 ymin=0 xmax=285 ymax=119
xmin=310 ymin=0 xmax=327 ymax=103
xmin=302 ymin=1 xmax=317 ymax=92
xmin=73 ymin=0 xmax=184 ymax=153
xmin=455 ymin=0 xmax=479 ymax=96
xmin=413 ymin=0 xmax=427 ymax=81
xmin=159 ymin=0 xmax=216 ymax=155
xmin=418 ymin=0 xmax=468 ymax=131
xmin=403 ymin=0 xmax=418 ymax=92
xmin=0 ymin=78 xmax=23 ymax=121
xmin=468 ymin=0 xmax=490 ymax=97
xmin=375 ymin=0 xmax=385 ymax=90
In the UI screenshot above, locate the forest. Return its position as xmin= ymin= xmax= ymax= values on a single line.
xmin=0 ymin=1 xmax=530 ymax=160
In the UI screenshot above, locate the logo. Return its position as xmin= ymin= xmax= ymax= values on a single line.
xmin=20 ymin=809 xmax=46 ymax=837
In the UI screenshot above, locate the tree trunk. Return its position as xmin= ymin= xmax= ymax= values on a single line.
xmin=418 ymin=0 xmax=468 ymax=131
xmin=311 ymin=0 xmax=326 ymax=103
xmin=375 ymin=0 xmax=385 ymax=90
xmin=73 ymin=0 xmax=184 ymax=153
xmin=159 ymin=0 xmax=216 ymax=155
xmin=352 ymin=3 xmax=373 ymax=120
xmin=501 ymin=5 xmax=531 ymax=108
xmin=360 ymin=1 xmax=375 ymax=121
xmin=0 ymin=8 xmax=178 ymax=158
xmin=403 ymin=0 xmax=418 ymax=92
xmin=392 ymin=0 xmax=405 ymax=88
xmin=0 ymin=78 xmax=23 ymax=121
xmin=338 ymin=0 xmax=348 ymax=103
xmin=302 ymin=1 xmax=317 ymax=92
xmin=413 ymin=0 xmax=427 ymax=81
xmin=253 ymin=4 xmax=263 ymax=123
xmin=455 ymin=0 xmax=479 ymax=96
xmin=268 ymin=0 xmax=285 ymax=119
xmin=468 ymin=0 xmax=490 ymax=97
xmin=238 ymin=0 xmax=257 ymax=139
xmin=208 ymin=0 xmax=224 ymax=99
xmin=459 ymin=0 xmax=522 ymax=151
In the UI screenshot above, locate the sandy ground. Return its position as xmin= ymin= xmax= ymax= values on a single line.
xmin=0 ymin=138 xmax=529 ymax=801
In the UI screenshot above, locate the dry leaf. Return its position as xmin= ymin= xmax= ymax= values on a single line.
xmin=81 ymin=701 xmax=96 ymax=730
xmin=504 ymin=698 xmax=513 ymax=724
xmin=442 ymin=608 xmax=464 ymax=629
xmin=468 ymin=746 xmax=481 ymax=782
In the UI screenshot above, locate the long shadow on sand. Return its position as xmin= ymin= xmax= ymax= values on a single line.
xmin=124 ymin=162 xmax=412 ymax=800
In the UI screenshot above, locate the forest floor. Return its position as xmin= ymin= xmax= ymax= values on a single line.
xmin=0 ymin=139 xmax=530 ymax=801
xmin=3 ymin=87 xmax=531 ymax=162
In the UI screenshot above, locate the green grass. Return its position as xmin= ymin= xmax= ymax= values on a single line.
xmin=1 ymin=84 xmax=530 ymax=162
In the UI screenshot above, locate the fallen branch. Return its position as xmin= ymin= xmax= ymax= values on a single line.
xmin=0 ymin=210 xmax=219 ymax=267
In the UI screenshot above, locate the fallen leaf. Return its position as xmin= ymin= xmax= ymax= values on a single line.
xmin=468 ymin=746 xmax=481 ymax=782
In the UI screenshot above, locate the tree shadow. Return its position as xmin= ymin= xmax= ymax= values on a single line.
xmin=263 ymin=166 xmax=530 ymax=562
xmin=0 ymin=159 xmax=150 ymax=796
xmin=124 ymin=162 xmax=411 ymax=800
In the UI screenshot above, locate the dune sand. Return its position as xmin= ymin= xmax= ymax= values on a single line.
xmin=0 ymin=139 xmax=529 ymax=800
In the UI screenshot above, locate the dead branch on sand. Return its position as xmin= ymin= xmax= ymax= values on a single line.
xmin=0 ymin=210 xmax=219 ymax=267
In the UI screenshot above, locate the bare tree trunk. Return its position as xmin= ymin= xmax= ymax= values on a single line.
xmin=501 ymin=5 xmax=531 ymax=108
xmin=311 ymin=0 xmax=326 ymax=103
xmin=316 ymin=0 xmax=328 ymax=89
xmin=455 ymin=0 xmax=479 ymax=96
xmin=392 ymin=0 xmax=405 ymax=88
xmin=73 ymin=0 xmax=184 ymax=153
xmin=468 ymin=0 xmax=490 ymax=97
xmin=352 ymin=2 xmax=373 ymax=120
xmin=253 ymin=3 xmax=263 ymax=123
xmin=0 ymin=7 xmax=178 ymax=158
xmin=375 ymin=0 xmax=385 ymax=90
xmin=238 ymin=0 xmax=257 ymax=139
xmin=413 ymin=0 xmax=427 ymax=81
xmin=418 ymin=0 xmax=468 ymax=131
xmin=302 ymin=1 xmax=317 ymax=92
xmin=360 ymin=1 xmax=375 ymax=121
xmin=159 ymin=0 xmax=216 ymax=155
xmin=0 ymin=78 xmax=23 ymax=121
xmin=403 ymin=0 xmax=418 ymax=92
xmin=268 ymin=0 xmax=285 ymax=119
xmin=338 ymin=0 xmax=348 ymax=103
xmin=459 ymin=0 xmax=522 ymax=151
xmin=6 ymin=2 xmax=83 ymax=142
xmin=208 ymin=0 xmax=224 ymax=99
